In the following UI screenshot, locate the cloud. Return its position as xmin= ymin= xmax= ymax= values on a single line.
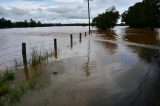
xmin=0 ymin=0 xmax=143 ymax=23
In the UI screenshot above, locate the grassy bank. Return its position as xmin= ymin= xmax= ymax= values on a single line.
xmin=0 ymin=47 xmax=53 ymax=106
xmin=0 ymin=68 xmax=46 ymax=106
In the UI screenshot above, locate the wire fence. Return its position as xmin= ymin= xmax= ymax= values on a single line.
xmin=0 ymin=32 xmax=89 ymax=71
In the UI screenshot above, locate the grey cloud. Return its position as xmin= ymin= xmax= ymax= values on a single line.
xmin=22 ymin=0 xmax=46 ymax=1
xmin=47 ymin=7 xmax=74 ymax=14
xmin=0 ymin=6 xmax=6 ymax=16
xmin=0 ymin=0 xmax=143 ymax=23
xmin=10 ymin=7 xmax=30 ymax=16
xmin=46 ymin=3 xmax=88 ymax=19
xmin=0 ymin=6 xmax=30 ymax=16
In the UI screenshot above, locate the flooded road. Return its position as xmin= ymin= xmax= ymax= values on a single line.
xmin=5 ymin=26 xmax=158 ymax=106
xmin=0 ymin=26 xmax=89 ymax=69
xmin=0 ymin=26 xmax=160 ymax=106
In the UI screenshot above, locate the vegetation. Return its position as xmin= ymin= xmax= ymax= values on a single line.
xmin=121 ymin=0 xmax=160 ymax=29
xmin=0 ymin=45 xmax=54 ymax=105
xmin=30 ymin=47 xmax=54 ymax=66
xmin=0 ymin=18 xmax=42 ymax=28
xmin=92 ymin=6 xmax=120 ymax=30
xmin=0 ymin=69 xmax=44 ymax=106
xmin=0 ymin=71 xmax=15 ymax=97
xmin=0 ymin=17 xmax=91 ymax=28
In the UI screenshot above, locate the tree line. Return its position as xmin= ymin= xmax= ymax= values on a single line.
xmin=0 ymin=18 xmax=43 ymax=28
xmin=93 ymin=0 xmax=160 ymax=30
xmin=0 ymin=0 xmax=160 ymax=29
xmin=0 ymin=17 xmax=91 ymax=28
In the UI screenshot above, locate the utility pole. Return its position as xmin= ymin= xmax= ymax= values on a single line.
xmin=88 ymin=0 xmax=91 ymax=34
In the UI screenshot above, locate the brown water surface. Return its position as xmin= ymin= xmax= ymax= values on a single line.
xmin=0 ymin=26 xmax=160 ymax=106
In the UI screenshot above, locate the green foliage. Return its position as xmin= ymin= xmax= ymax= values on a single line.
xmin=0 ymin=17 xmax=12 ymax=28
xmin=2 ymin=71 xmax=15 ymax=82
xmin=0 ymin=69 xmax=44 ymax=106
xmin=31 ymin=48 xmax=40 ymax=66
xmin=121 ymin=0 xmax=160 ymax=28
xmin=0 ymin=82 xmax=9 ymax=97
xmin=0 ymin=17 xmax=42 ymax=28
xmin=31 ymin=48 xmax=53 ymax=66
xmin=0 ymin=71 xmax=15 ymax=97
xmin=92 ymin=6 xmax=120 ymax=30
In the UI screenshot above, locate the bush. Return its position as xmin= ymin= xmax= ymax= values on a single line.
xmin=92 ymin=6 xmax=120 ymax=30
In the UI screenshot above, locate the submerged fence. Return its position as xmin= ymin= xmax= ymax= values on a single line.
xmin=0 ymin=32 xmax=89 ymax=71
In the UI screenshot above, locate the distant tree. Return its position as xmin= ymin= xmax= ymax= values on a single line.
xmin=37 ymin=21 xmax=42 ymax=27
xmin=121 ymin=0 xmax=160 ymax=29
xmin=29 ymin=19 xmax=37 ymax=27
xmin=0 ymin=17 xmax=12 ymax=28
xmin=24 ymin=20 xmax=28 ymax=27
xmin=92 ymin=6 xmax=120 ymax=30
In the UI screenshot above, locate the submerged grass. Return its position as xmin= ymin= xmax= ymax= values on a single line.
xmin=0 ymin=68 xmax=45 ymax=106
xmin=30 ymin=47 xmax=54 ymax=66
xmin=0 ymin=45 xmax=53 ymax=105
xmin=0 ymin=71 xmax=15 ymax=96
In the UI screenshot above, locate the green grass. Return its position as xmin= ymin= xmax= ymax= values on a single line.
xmin=30 ymin=48 xmax=54 ymax=66
xmin=0 ymin=47 xmax=53 ymax=105
xmin=0 ymin=69 xmax=44 ymax=106
xmin=2 ymin=71 xmax=15 ymax=82
xmin=31 ymin=48 xmax=40 ymax=66
xmin=0 ymin=71 xmax=15 ymax=97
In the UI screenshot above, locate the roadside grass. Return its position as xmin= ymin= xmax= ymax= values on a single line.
xmin=0 ymin=46 xmax=53 ymax=106
xmin=0 ymin=71 xmax=15 ymax=96
xmin=30 ymin=47 xmax=54 ymax=66
xmin=0 ymin=68 xmax=44 ymax=106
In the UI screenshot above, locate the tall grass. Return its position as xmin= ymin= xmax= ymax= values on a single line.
xmin=0 ymin=71 xmax=14 ymax=96
xmin=0 ymin=69 xmax=44 ymax=106
xmin=30 ymin=47 xmax=54 ymax=66
xmin=0 ymin=71 xmax=15 ymax=105
xmin=0 ymin=46 xmax=54 ymax=105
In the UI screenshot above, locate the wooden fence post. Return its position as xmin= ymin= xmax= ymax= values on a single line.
xmin=22 ymin=43 xmax=30 ymax=80
xmin=79 ymin=33 xmax=82 ymax=42
xmin=54 ymin=39 xmax=58 ymax=58
xmin=22 ymin=43 xmax=27 ymax=64
xmin=70 ymin=34 xmax=73 ymax=48
xmin=85 ymin=32 xmax=87 ymax=37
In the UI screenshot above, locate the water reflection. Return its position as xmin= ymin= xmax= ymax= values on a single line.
xmin=24 ymin=64 xmax=30 ymax=80
xmin=97 ymin=27 xmax=160 ymax=46
xmin=123 ymin=28 xmax=160 ymax=45
xmin=85 ymin=40 xmax=91 ymax=77
xmin=127 ymin=45 xmax=159 ymax=63
xmin=3 ymin=26 xmax=160 ymax=106
xmin=98 ymin=41 xmax=118 ymax=54
xmin=96 ymin=30 xmax=117 ymax=41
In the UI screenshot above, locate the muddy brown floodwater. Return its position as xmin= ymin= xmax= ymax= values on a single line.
xmin=3 ymin=26 xmax=160 ymax=106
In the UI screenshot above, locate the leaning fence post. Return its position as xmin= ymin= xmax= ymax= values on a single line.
xmin=79 ymin=33 xmax=82 ymax=42
xmin=54 ymin=38 xmax=58 ymax=58
xmin=22 ymin=43 xmax=27 ymax=64
xmin=70 ymin=34 xmax=73 ymax=48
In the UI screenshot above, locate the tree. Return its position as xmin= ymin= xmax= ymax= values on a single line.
xmin=0 ymin=17 xmax=12 ymax=28
xmin=121 ymin=0 xmax=160 ymax=29
xmin=37 ymin=21 xmax=42 ymax=27
xmin=29 ymin=19 xmax=37 ymax=27
xmin=92 ymin=6 xmax=120 ymax=30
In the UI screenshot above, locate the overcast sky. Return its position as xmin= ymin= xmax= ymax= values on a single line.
xmin=0 ymin=0 xmax=142 ymax=23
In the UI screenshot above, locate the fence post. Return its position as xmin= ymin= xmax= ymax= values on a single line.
xmin=79 ymin=33 xmax=82 ymax=42
xmin=85 ymin=32 xmax=87 ymax=37
xmin=54 ymin=38 xmax=58 ymax=58
xmin=70 ymin=34 xmax=73 ymax=48
xmin=22 ymin=43 xmax=27 ymax=64
xmin=22 ymin=43 xmax=30 ymax=80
